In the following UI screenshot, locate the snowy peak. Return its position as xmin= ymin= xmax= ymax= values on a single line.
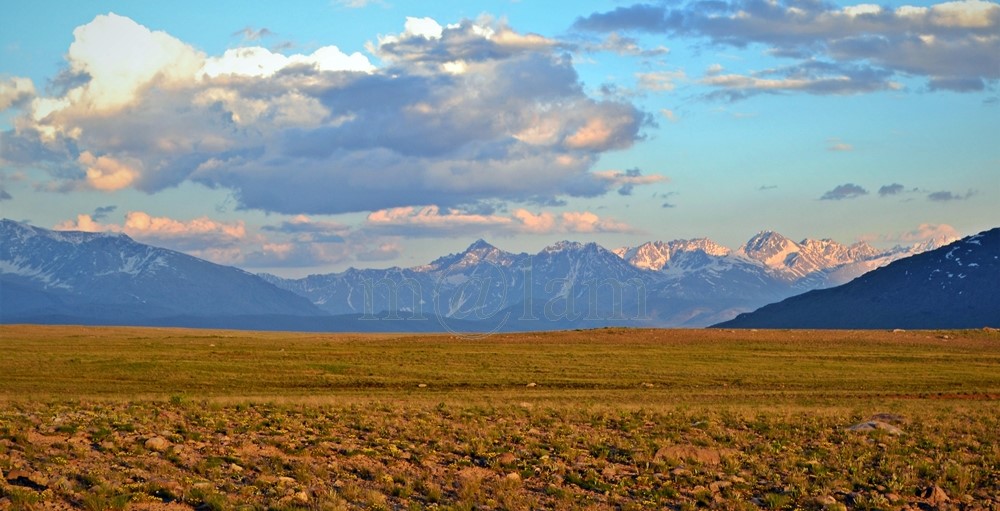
xmin=1 ymin=219 xmax=320 ymax=319
xmin=716 ymin=228 xmax=1000 ymax=329
xmin=617 ymin=238 xmax=731 ymax=271
xmin=739 ymin=231 xmax=799 ymax=268
xmin=1 ymin=219 xmax=129 ymax=246
xmin=419 ymin=238 xmax=518 ymax=272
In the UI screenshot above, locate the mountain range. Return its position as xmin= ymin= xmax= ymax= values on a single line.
xmin=2 ymin=218 xmax=988 ymax=331
xmin=713 ymin=227 xmax=1000 ymax=329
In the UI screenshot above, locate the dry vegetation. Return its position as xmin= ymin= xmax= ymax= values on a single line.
xmin=0 ymin=325 xmax=998 ymax=510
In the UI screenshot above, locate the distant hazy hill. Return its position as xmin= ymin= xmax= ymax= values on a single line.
xmin=713 ymin=228 xmax=1000 ymax=329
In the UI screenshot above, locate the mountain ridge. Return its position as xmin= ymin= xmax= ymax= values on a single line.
xmin=1 ymin=218 xmax=965 ymax=330
xmin=713 ymin=228 xmax=1000 ymax=329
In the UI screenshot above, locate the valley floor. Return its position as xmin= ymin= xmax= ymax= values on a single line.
xmin=0 ymin=325 xmax=998 ymax=510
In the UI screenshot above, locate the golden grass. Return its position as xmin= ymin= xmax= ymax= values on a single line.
xmin=0 ymin=325 xmax=998 ymax=509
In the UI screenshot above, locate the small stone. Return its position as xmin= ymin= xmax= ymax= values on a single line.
xmin=497 ymin=452 xmax=517 ymax=466
xmin=505 ymin=472 xmax=521 ymax=483
xmin=846 ymin=420 xmax=903 ymax=435
xmin=293 ymin=491 xmax=309 ymax=504
xmin=277 ymin=476 xmax=296 ymax=485
xmin=709 ymin=481 xmax=731 ymax=493
xmin=6 ymin=469 xmax=49 ymax=490
xmin=417 ymin=383 xmax=427 ymax=388
xmin=920 ymin=485 xmax=949 ymax=505
xmin=892 ymin=328 xmax=905 ymax=333
xmin=886 ymin=492 xmax=900 ymax=503
xmin=526 ymin=382 xmax=537 ymax=388
xmin=641 ymin=382 xmax=655 ymax=388
xmin=230 ymin=463 xmax=243 ymax=472
xmin=815 ymin=495 xmax=837 ymax=506
xmin=144 ymin=436 xmax=171 ymax=452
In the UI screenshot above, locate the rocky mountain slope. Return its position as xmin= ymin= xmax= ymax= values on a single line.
xmin=0 ymin=219 xmax=321 ymax=322
xmin=713 ymin=228 xmax=1000 ymax=329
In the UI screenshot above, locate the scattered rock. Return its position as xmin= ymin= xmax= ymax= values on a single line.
xmin=670 ymin=467 xmax=690 ymax=477
xmin=505 ymin=472 xmax=521 ymax=483
xmin=526 ymin=382 xmax=537 ymax=388
xmin=230 ymin=463 xmax=244 ymax=473
xmin=709 ymin=480 xmax=731 ymax=493
xmin=6 ymin=469 xmax=49 ymax=490
xmin=497 ymin=452 xmax=517 ymax=466
xmin=919 ymin=485 xmax=950 ymax=505
xmin=815 ymin=495 xmax=837 ymax=506
xmin=655 ymin=445 xmax=737 ymax=465
xmin=846 ymin=420 xmax=903 ymax=435
xmin=886 ymin=492 xmax=900 ymax=503
xmin=417 ymin=383 xmax=427 ymax=388
xmin=891 ymin=328 xmax=905 ymax=333
xmin=641 ymin=382 xmax=655 ymax=388
xmin=938 ymin=335 xmax=953 ymax=340
xmin=293 ymin=491 xmax=309 ymax=504
xmin=144 ymin=436 xmax=171 ymax=452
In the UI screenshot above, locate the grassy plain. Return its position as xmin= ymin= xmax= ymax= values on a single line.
xmin=0 ymin=325 xmax=998 ymax=510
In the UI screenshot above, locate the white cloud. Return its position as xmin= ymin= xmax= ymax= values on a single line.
xmin=77 ymin=151 xmax=140 ymax=191
xmin=576 ymin=0 xmax=1000 ymax=94
xmin=636 ymin=70 xmax=685 ymax=91
xmin=65 ymin=13 xmax=205 ymax=111
xmin=364 ymin=205 xmax=636 ymax=236
xmin=860 ymin=223 xmax=961 ymax=245
xmin=7 ymin=14 xmax=647 ymax=214
xmin=200 ymin=45 xmax=374 ymax=78
xmin=827 ymin=138 xmax=854 ymax=152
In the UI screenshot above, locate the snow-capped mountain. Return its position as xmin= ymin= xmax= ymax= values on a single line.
xmin=614 ymin=239 xmax=731 ymax=271
xmin=262 ymin=230 xmax=956 ymax=328
xmin=715 ymin=228 xmax=1000 ymax=329
xmin=2 ymin=218 xmax=962 ymax=330
xmin=0 ymin=219 xmax=321 ymax=321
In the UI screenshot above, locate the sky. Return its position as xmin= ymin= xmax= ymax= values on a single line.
xmin=1 ymin=0 xmax=997 ymax=277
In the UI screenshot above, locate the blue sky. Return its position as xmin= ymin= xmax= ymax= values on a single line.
xmin=1 ymin=0 xmax=997 ymax=276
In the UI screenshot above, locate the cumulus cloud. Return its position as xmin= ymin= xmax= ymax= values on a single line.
xmin=91 ymin=205 xmax=117 ymax=221
xmin=702 ymin=61 xmax=899 ymax=100
xmin=592 ymin=168 xmax=667 ymax=195
xmin=636 ymin=70 xmax=685 ymax=92
xmin=6 ymin=13 xmax=650 ymax=214
xmin=659 ymin=109 xmax=678 ymax=122
xmin=232 ymin=27 xmax=274 ymax=41
xmin=580 ymin=33 xmax=670 ymax=57
xmin=827 ymin=138 xmax=853 ymax=151
xmin=878 ymin=183 xmax=905 ymax=196
xmin=928 ymin=189 xmax=975 ymax=201
xmin=0 ymin=77 xmax=35 ymax=111
xmin=820 ymin=183 xmax=869 ymax=200
xmin=77 ymin=151 xmax=140 ymax=191
xmin=575 ymin=0 xmax=1000 ymax=95
xmin=364 ymin=205 xmax=636 ymax=236
xmin=861 ymin=223 xmax=961 ymax=245
xmin=897 ymin=223 xmax=960 ymax=243
xmin=55 ymin=211 xmax=246 ymax=251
